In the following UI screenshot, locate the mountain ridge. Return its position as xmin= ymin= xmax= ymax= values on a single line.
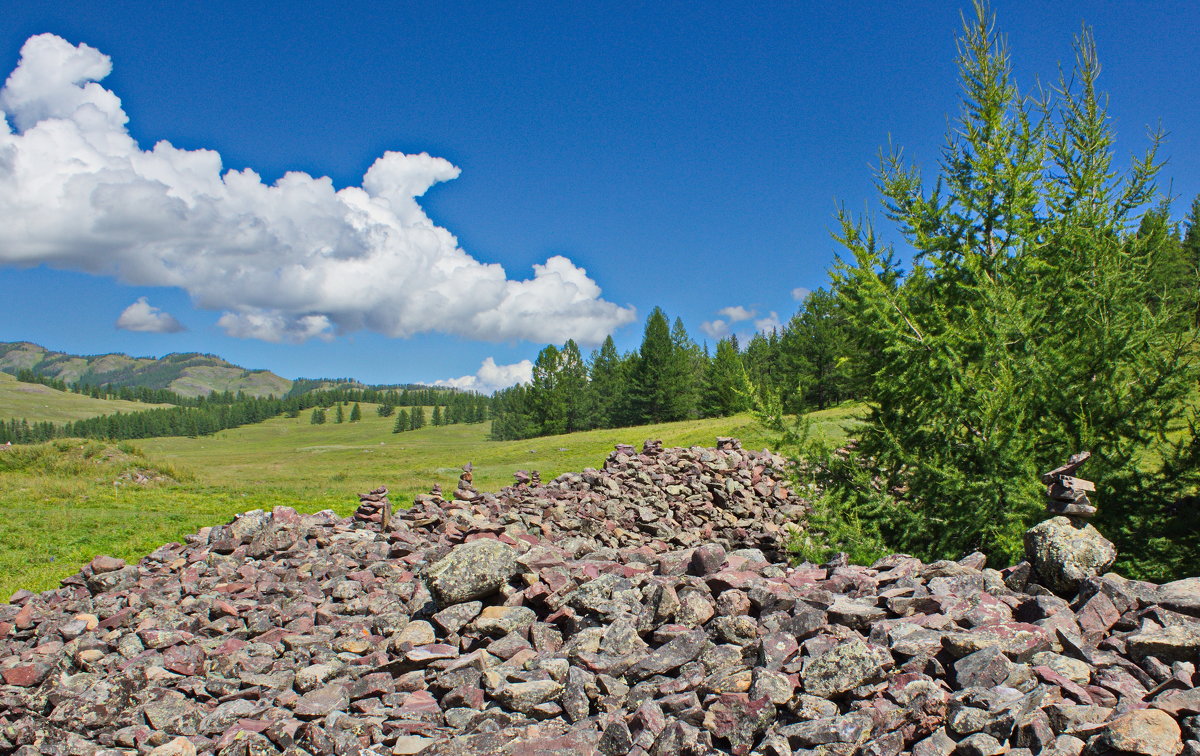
xmin=0 ymin=341 xmax=291 ymax=398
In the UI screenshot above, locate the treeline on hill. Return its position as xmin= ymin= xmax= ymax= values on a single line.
xmin=489 ymin=296 xmax=865 ymax=441
xmin=0 ymin=385 xmax=489 ymax=444
xmin=307 ymin=392 xmax=489 ymax=431
xmin=776 ymin=4 xmax=1200 ymax=582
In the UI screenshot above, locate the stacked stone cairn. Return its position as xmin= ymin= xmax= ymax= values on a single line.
xmin=1042 ymin=452 xmax=1098 ymax=519
xmin=2 ymin=441 xmax=1200 ymax=755
xmin=354 ymin=488 xmax=392 ymax=530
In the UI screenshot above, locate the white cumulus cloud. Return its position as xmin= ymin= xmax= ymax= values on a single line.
xmin=0 ymin=34 xmax=636 ymax=345
xmin=717 ymin=305 xmax=756 ymax=322
xmin=435 ymin=357 xmax=533 ymax=394
xmin=791 ymin=287 xmax=812 ymax=301
xmin=755 ymin=311 xmax=782 ymax=333
xmin=115 ymin=296 xmax=185 ymax=333
xmin=700 ymin=319 xmax=730 ymax=340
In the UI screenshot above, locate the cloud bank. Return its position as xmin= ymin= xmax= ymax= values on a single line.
xmin=115 ymin=297 xmax=185 ymax=333
xmin=435 ymin=357 xmax=533 ymax=394
xmin=0 ymin=34 xmax=636 ymax=344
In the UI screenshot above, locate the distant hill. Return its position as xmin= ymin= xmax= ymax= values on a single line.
xmin=0 ymin=369 xmax=175 ymax=422
xmin=0 ymin=342 xmax=293 ymax=398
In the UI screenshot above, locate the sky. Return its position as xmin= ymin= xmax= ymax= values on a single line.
xmin=1 ymin=2 xmax=1198 ymax=392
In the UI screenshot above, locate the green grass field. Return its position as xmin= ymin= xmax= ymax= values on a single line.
xmin=0 ymin=403 xmax=864 ymax=598
xmin=0 ymin=370 xmax=172 ymax=422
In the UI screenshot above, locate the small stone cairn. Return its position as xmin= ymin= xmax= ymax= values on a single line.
xmin=1042 ymin=451 xmax=1097 ymax=519
xmin=1025 ymin=451 xmax=1118 ymax=596
xmin=353 ymin=486 xmax=391 ymax=528
xmin=453 ymin=463 xmax=479 ymax=502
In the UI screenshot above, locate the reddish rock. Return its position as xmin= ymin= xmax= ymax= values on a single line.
xmin=1 ymin=663 xmax=50 ymax=687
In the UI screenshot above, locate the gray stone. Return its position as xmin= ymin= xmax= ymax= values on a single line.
xmin=426 ymin=539 xmax=519 ymax=605
xmin=1024 ymin=517 xmax=1116 ymax=596
xmin=802 ymin=638 xmax=888 ymax=697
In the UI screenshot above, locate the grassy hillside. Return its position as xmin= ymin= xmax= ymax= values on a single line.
xmin=140 ymin=403 xmax=861 ymax=505
xmin=0 ymin=370 xmax=172 ymax=422
xmin=1 ymin=404 xmax=863 ymax=597
xmin=0 ymin=341 xmax=292 ymax=398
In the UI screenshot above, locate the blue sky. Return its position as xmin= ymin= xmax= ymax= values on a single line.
xmin=2 ymin=1 xmax=1197 ymax=390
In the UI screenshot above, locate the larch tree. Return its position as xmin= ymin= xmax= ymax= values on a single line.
xmin=805 ymin=2 xmax=1199 ymax=572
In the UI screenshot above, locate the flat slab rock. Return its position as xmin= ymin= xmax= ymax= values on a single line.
xmin=0 ymin=439 xmax=1197 ymax=756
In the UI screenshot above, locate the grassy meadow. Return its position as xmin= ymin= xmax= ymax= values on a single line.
xmin=0 ymin=397 xmax=864 ymax=598
xmin=0 ymin=370 xmax=172 ymax=422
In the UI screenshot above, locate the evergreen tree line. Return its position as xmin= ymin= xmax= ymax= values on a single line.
xmin=8 ymin=369 xmax=251 ymax=407
xmin=775 ymin=4 xmax=1200 ymax=581
xmin=487 ymin=301 xmax=867 ymax=441
xmin=0 ymin=396 xmax=290 ymax=444
xmin=1 ymin=382 xmax=489 ymax=443
xmin=5 ymin=368 xmax=493 ymax=415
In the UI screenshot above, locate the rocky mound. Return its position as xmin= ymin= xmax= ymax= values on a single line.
xmin=393 ymin=438 xmax=807 ymax=561
xmin=1 ymin=441 xmax=1199 ymax=756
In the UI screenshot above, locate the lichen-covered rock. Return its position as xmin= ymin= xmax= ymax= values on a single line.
xmin=1084 ymin=709 xmax=1182 ymax=755
xmin=801 ymin=638 xmax=888 ymax=697
xmin=426 ymin=538 xmax=518 ymax=605
xmin=1024 ymin=516 xmax=1116 ymax=595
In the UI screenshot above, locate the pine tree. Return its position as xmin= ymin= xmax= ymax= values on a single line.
xmin=808 ymin=3 xmax=1198 ymax=571
xmin=558 ymin=339 xmax=590 ymax=432
xmin=588 ymin=336 xmax=628 ymax=429
xmin=377 ymin=403 xmax=395 ymax=417
xmin=777 ymin=288 xmax=862 ymax=411
xmin=334 ymin=405 xmax=345 ymax=423
xmin=629 ymin=307 xmax=676 ymax=424
xmin=310 ymin=408 xmax=326 ymax=425
xmin=349 ymin=403 xmax=362 ymax=422
xmin=702 ymin=338 xmax=751 ymax=417
xmin=393 ymin=409 xmax=408 ymax=433
xmin=431 ymin=405 xmax=442 ymax=426
xmin=669 ymin=317 xmax=703 ymax=420
xmin=409 ymin=406 xmax=425 ymax=430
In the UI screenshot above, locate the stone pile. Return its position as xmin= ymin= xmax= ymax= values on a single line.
xmin=1042 ymin=453 xmax=1098 ymax=520
xmin=1 ymin=441 xmax=1199 ymax=755
xmin=354 ymin=488 xmax=392 ymax=529
xmin=405 ymin=439 xmax=808 ymax=561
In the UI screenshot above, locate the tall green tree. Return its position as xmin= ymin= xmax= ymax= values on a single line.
xmin=702 ymin=338 xmax=751 ymax=417
xmin=393 ymin=409 xmax=408 ymax=433
xmin=630 ymin=308 xmax=679 ymax=424
xmin=588 ymin=336 xmax=629 ymax=428
xmin=431 ymin=405 xmax=442 ymax=426
xmin=349 ymin=403 xmax=362 ymax=422
xmin=558 ymin=339 xmax=591 ymax=432
xmin=669 ymin=317 xmax=704 ymax=420
xmin=334 ymin=405 xmax=345 ymax=424
xmin=778 ymin=288 xmax=862 ymax=411
xmin=409 ymin=406 xmax=425 ymax=430
xmin=310 ymin=408 xmax=326 ymax=425
xmin=800 ymin=3 xmax=1199 ymax=573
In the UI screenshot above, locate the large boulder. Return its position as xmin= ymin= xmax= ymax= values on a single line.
xmin=1024 ymin=516 xmax=1116 ymax=596
xmin=426 ymin=538 xmax=519 ymax=605
xmin=1083 ymin=709 xmax=1182 ymax=755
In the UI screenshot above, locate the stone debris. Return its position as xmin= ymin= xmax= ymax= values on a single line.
xmin=404 ymin=438 xmax=808 ymax=561
xmin=354 ymin=487 xmax=392 ymax=529
xmin=0 ymin=439 xmax=1198 ymax=755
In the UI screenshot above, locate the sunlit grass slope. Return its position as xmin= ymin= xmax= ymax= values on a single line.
xmin=2 ymin=403 xmax=864 ymax=597
xmin=0 ymin=371 xmax=172 ymax=422
xmin=140 ymin=403 xmax=862 ymax=505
